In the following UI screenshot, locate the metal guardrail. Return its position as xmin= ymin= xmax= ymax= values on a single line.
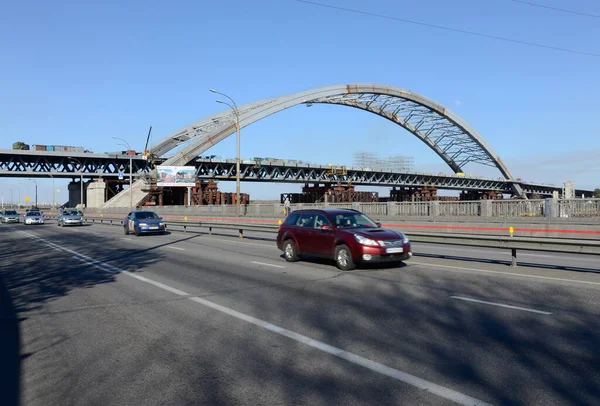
xmin=82 ymin=216 xmax=600 ymax=267
xmin=84 ymin=217 xmax=277 ymax=238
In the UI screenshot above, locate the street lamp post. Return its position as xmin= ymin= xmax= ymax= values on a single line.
xmin=210 ymin=89 xmax=241 ymax=217
xmin=49 ymin=174 xmax=55 ymax=208
xmin=112 ymin=137 xmax=133 ymax=210
xmin=30 ymin=179 xmax=38 ymax=207
xmin=69 ymin=158 xmax=84 ymax=209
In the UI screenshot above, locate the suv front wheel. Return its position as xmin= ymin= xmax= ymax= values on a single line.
xmin=335 ymin=244 xmax=355 ymax=271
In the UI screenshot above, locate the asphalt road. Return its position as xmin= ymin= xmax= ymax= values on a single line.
xmin=1 ymin=221 xmax=599 ymax=406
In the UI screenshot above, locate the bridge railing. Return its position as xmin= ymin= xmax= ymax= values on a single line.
xmin=91 ymin=198 xmax=600 ymax=219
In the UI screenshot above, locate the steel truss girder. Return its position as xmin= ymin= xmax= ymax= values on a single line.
xmin=190 ymin=160 xmax=559 ymax=196
xmin=153 ymin=83 xmax=525 ymax=197
xmin=0 ymin=151 xmax=150 ymax=178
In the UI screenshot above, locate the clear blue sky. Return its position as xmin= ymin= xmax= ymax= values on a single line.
xmin=1 ymin=0 xmax=599 ymax=204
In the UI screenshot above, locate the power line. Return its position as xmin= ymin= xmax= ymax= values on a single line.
xmin=508 ymin=0 xmax=600 ymax=19
xmin=295 ymin=0 xmax=600 ymax=58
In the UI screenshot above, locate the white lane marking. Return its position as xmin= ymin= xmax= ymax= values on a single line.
xmin=15 ymin=229 xmax=491 ymax=406
xmin=121 ymin=237 xmax=132 ymax=241
xmin=450 ymin=296 xmax=552 ymax=315
xmin=123 ymin=271 xmax=190 ymax=296
xmin=410 ymin=261 xmax=600 ymax=286
xmin=188 ymin=296 xmax=491 ymax=406
xmin=168 ymin=246 xmax=185 ymax=251
xmin=251 ymin=261 xmax=285 ymax=269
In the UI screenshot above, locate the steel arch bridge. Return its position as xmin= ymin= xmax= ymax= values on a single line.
xmin=151 ymin=83 xmax=525 ymax=197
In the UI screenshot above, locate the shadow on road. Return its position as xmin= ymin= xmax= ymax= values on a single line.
xmin=0 ymin=274 xmax=20 ymax=406
xmin=0 ymin=225 xmax=167 ymax=405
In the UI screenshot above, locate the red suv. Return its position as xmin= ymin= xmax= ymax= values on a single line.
xmin=276 ymin=208 xmax=411 ymax=270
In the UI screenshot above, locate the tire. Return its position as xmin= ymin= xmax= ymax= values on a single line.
xmin=283 ymin=239 xmax=299 ymax=262
xmin=334 ymin=244 xmax=355 ymax=271
xmin=124 ymin=226 xmax=129 ymax=235
xmin=134 ymin=227 xmax=140 ymax=237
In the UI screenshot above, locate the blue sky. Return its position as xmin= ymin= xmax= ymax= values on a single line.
xmin=1 ymin=0 xmax=599 ymax=204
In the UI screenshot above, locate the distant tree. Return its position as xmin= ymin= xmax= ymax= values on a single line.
xmin=594 ymin=188 xmax=600 ymax=198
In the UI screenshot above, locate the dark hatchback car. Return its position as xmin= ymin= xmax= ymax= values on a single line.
xmin=124 ymin=211 xmax=166 ymax=236
xmin=276 ymin=208 xmax=411 ymax=270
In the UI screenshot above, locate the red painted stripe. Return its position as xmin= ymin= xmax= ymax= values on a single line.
xmin=382 ymin=223 xmax=600 ymax=235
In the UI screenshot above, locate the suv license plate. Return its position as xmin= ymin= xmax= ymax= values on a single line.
xmin=386 ymin=247 xmax=403 ymax=254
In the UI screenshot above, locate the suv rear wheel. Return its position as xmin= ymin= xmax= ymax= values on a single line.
xmin=335 ymin=244 xmax=355 ymax=271
xmin=283 ymin=239 xmax=299 ymax=262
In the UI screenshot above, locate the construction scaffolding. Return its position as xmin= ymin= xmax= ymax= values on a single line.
xmin=352 ymin=151 xmax=414 ymax=172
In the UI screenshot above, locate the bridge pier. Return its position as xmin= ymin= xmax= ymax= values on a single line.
xmin=68 ymin=180 xmax=90 ymax=209
xmin=86 ymin=179 xmax=107 ymax=208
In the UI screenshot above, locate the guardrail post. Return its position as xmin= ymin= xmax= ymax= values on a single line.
xmin=511 ymin=248 xmax=517 ymax=267
xmin=209 ymin=227 xmax=212 ymax=235
xmin=239 ymin=229 xmax=243 ymax=239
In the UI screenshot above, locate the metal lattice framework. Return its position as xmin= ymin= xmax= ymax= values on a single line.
xmin=152 ymin=83 xmax=524 ymax=197
xmin=0 ymin=150 xmax=149 ymax=178
xmin=191 ymin=160 xmax=563 ymax=197
xmin=0 ymin=150 xmax=590 ymax=197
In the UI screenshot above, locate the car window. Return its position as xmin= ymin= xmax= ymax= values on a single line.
xmin=5 ymin=210 xmax=17 ymax=215
xmin=284 ymin=213 xmax=300 ymax=225
xmin=334 ymin=213 xmax=378 ymax=229
xmin=135 ymin=212 xmax=159 ymax=219
xmin=296 ymin=213 xmax=316 ymax=227
xmin=313 ymin=214 xmax=331 ymax=229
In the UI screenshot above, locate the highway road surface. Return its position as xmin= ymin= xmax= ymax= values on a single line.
xmin=1 ymin=221 xmax=599 ymax=406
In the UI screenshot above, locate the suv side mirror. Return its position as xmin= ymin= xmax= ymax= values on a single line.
xmin=376 ymin=222 xmax=381 ymax=227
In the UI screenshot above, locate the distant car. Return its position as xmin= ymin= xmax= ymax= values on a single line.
xmin=123 ymin=211 xmax=166 ymax=236
xmin=58 ymin=209 xmax=84 ymax=226
xmin=24 ymin=210 xmax=45 ymax=225
xmin=1 ymin=209 xmax=20 ymax=223
xmin=276 ymin=208 xmax=411 ymax=270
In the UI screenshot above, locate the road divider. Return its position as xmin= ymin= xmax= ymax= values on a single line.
xmin=83 ymin=216 xmax=600 ymax=268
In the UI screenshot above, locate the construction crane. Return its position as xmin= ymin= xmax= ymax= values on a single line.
xmin=142 ymin=125 xmax=158 ymax=161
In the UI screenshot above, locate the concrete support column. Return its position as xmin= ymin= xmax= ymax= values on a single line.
xmin=68 ymin=180 xmax=89 ymax=209
xmin=87 ymin=180 xmax=107 ymax=208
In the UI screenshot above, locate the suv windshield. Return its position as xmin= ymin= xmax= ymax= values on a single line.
xmin=136 ymin=212 xmax=159 ymax=219
xmin=333 ymin=213 xmax=378 ymax=229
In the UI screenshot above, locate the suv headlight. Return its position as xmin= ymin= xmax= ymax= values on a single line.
xmin=159 ymin=222 xmax=165 ymax=226
xmin=139 ymin=223 xmax=148 ymax=227
xmin=402 ymin=234 xmax=410 ymax=244
xmin=354 ymin=234 xmax=380 ymax=247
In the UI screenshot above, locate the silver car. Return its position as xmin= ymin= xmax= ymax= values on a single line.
xmin=58 ymin=209 xmax=84 ymax=226
xmin=24 ymin=210 xmax=45 ymax=225
xmin=1 ymin=209 xmax=20 ymax=223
